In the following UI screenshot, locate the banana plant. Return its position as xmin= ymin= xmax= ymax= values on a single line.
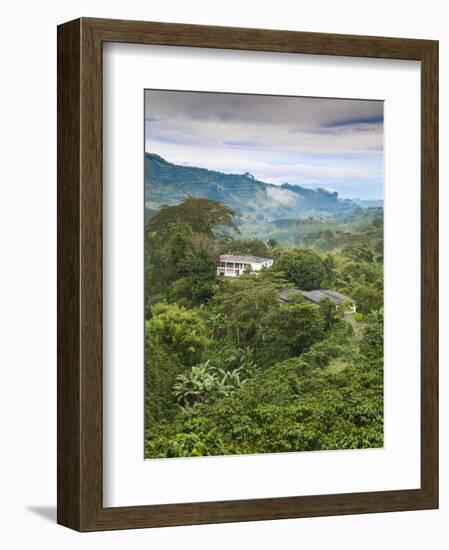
xmin=173 ymin=360 xmax=252 ymax=408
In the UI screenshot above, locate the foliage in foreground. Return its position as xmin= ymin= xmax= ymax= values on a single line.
xmin=145 ymin=318 xmax=383 ymax=458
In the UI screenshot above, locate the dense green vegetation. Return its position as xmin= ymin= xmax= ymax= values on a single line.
xmin=144 ymin=180 xmax=384 ymax=457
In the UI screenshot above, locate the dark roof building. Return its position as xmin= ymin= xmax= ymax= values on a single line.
xmin=279 ymin=288 xmax=356 ymax=311
xmin=278 ymin=288 xmax=303 ymax=303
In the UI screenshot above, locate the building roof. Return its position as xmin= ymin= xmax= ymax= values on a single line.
xmin=279 ymin=288 xmax=303 ymax=303
xmin=279 ymin=288 xmax=356 ymax=305
xmin=219 ymin=254 xmax=272 ymax=264
xmin=319 ymin=290 xmax=356 ymax=304
xmin=301 ymin=290 xmax=330 ymax=304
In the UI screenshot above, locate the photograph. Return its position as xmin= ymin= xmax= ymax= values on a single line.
xmin=144 ymin=89 xmax=384 ymax=459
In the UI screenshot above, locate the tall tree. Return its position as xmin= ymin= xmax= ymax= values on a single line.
xmin=218 ymin=237 xmax=270 ymax=258
xmin=257 ymin=300 xmax=325 ymax=365
xmin=181 ymin=234 xmax=217 ymax=305
xmin=274 ymin=248 xmax=326 ymax=290
xmin=148 ymin=197 xmax=239 ymax=239
xmin=213 ymin=271 xmax=285 ymax=343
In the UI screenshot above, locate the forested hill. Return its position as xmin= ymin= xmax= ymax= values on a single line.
xmin=145 ymin=153 xmax=358 ymax=224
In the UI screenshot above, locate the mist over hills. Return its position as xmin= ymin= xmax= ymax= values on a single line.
xmin=144 ymin=153 xmax=382 ymax=241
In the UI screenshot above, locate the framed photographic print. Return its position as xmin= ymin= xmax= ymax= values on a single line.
xmin=57 ymin=17 xmax=438 ymax=531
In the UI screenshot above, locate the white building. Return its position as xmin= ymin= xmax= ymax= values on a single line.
xmin=217 ymin=254 xmax=273 ymax=277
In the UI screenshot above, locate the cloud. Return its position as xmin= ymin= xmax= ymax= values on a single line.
xmin=266 ymin=187 xmax=300 ymax=206
xmin=144 ymin=90 xmax=384 ymax=199
xmin=223 ymin=139 xmax=260 ymax=147
xmin=145 ymin=90 xmax=383 ymax=130
xmin=322 ymin=114 xmax=384 ymax=128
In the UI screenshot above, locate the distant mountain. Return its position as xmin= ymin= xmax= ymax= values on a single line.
xmin=352 ymin=199 xmax=384 ymax=208
xmin=145 ymin=153 xmax=359 ymax=227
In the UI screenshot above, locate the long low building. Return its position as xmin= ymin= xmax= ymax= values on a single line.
xmin=217 ymin=254 xmax=273 ymax=277
xmin=279 ymin=287 xmax=357 ymax=313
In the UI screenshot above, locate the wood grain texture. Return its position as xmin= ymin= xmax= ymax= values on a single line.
xmin=57 ymin=18 xmax=81 ymax=531
xmin=57 ymin=17 xmax=439 ymax=532
xmin=420 ymin=41 xmax=439 ymax=502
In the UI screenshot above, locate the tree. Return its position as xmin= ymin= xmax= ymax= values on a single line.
xmin=145 ymin=323 xmax=182 ymax=423
xmin=219 ymin=237 xmax=270 ymax=258
xmin=372 ymin=217 xmax=382 ymax=228
xmin=274 ymin=248 xmax=326 ymax=290
xmin=352 ymin=286 xmax=383 ymax=314
xmin=168 ymin=277 xmax=193 ymax=305
xmin=323 ymin=254 xmax=336 ymax=285
xmin=342 ymin=242 xmax=374 ymax=263
xmin=184 ymin=235 xmax=217 ymax=305
xmin=319 ymin=297 xmax=338 ymax=330
xmin=145 ymin=220 xmax=194 ymax=313
xmin=147 ymin=303 xmax=210 ymax=366
xmin=361 ymin=309 xmax=384 ymax=360
xmin=257 ymin=301 xmax=325 ymax=365
xmin=148 ymin=197 xmax=239 ymax=239
xmin=213 ymin=271 xmax=286 ymax=343
xmin=145 ymin=198 xmax=240 ymax=312
xmin=374 ymin=238 xmax=384 ymax=262
xmin=206 ymin=310 xmax=228 ymax=340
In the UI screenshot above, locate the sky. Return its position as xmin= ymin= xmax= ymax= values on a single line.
xmin=145 ymin=90 xmax=384 ymax=200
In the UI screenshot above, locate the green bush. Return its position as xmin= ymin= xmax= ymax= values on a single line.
xmin=147 ymin=303 xmax=210 ymax=366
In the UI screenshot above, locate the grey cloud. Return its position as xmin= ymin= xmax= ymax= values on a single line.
xmin=145 ymin=90 xmax=383 ymax=130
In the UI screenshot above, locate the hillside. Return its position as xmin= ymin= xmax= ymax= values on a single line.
xmin=144 ymin=153 xmax=358 ymax=226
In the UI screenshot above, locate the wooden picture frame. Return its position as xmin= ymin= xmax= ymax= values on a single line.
xmin=57 ymin=17 xmax=438 ymax=531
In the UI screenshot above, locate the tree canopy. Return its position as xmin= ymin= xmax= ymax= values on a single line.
xmin=274 ymin=248 xmax=326 ymax=290
xmin=148 ymin=197 xmax=239 ymax=239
